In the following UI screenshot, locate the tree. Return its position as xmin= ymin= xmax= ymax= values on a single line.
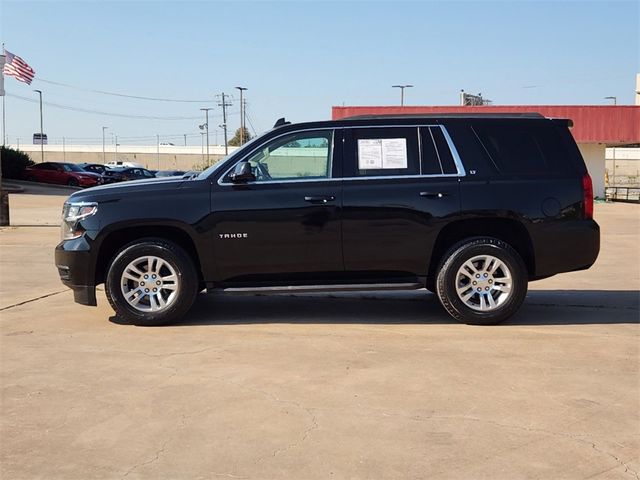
xmin=1 ymin=146 xmax=34 ymax=179
xmin=228 ymin=127 xmax=253 ymax=147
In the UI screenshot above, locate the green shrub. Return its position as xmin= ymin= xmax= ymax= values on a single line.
xmin=1 ymin=146 xmax=34 ymax=179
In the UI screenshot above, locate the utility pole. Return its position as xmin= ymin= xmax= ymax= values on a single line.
xmin=34 ymin=89 xmax=44 ymax=162
xmin=114 ymin=134 xmax=118 ymax=162
xmin=183 ymin=133 xmax=187 ymax=147
xmin=156 ymin=134 xmax=160 ymax=170
xmin=102 ymin=126 xmax=108 ymax=164
xmin=200 ymin=108 xmax=212 ymax=164
xmin=62 ymin=137 xmax=66 ymax=161
xmin=235 ymin=87 xmax=247 ymax=145
xmin=392 ymin=84 xmax=413 ymax=107
xmin=217 ymin=93 xmax=232 ymax=155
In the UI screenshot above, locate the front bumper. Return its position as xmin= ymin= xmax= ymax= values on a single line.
xmin=55 ymin=236 xmax=98 ymax=306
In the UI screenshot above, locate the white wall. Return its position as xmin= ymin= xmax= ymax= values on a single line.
xmin=578 ymin=143 xmax=605 ymax=199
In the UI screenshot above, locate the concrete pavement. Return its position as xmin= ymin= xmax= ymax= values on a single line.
xmin=0 ymin=201 xmax=638 ymax=479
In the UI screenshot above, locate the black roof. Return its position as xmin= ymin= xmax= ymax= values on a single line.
xmin=272 ymin=112 xmax=552 ymax=132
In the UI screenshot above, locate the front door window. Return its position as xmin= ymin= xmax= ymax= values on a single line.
xmin=243 ymin=130 xmax=333 ymax=182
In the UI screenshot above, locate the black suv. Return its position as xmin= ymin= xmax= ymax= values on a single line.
xmin=55 ymin=114 xmax=599 ymax=326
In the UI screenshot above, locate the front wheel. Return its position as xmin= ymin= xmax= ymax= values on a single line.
xmin=436 ymin=237 xmax=527 ymax=325
xmin=105 ymin=239 xmax=198 ymax=326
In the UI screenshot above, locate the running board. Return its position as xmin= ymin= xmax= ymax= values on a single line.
xmin=221 ymin=283 xmax=423 ymax=295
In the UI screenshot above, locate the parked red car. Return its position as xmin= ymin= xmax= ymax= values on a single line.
xmin=25 ymin=162 xmax=103 ymax=187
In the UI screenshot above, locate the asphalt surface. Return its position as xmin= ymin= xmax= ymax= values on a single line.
xmin=0 ymin=195 xmax=638 ymax=480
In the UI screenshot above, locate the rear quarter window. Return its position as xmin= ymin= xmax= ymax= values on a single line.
xmin=473 ymin=122 xmax=574 ymax=175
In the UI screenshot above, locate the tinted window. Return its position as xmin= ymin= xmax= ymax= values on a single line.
xmin=348 ymin=127 xmax=419 ymax=177
xmin=420 ymin=128 xmax=442 ymax=175
xmin=420 ymin=127 xmax=458 ymax=175
xmin=473 ymin=122 xmax=572 ymax=175
xmin=431 ymin=128 xmax=457 ymax=174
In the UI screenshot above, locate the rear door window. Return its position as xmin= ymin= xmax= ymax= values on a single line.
xmin=346 ymin=127 xmax=419 ymax=177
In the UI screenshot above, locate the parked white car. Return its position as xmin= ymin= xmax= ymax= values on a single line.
xmin=104 ymin=160 xmax=144 ymax=169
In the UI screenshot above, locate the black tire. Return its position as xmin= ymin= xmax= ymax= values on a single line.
xmin=27 ymin=175 xmax=36 ymax=182
xmin=105 ymin=238 xmax=198 ymax=326
xmin=67 ymin=178 xmax=79 ymax=187
xmin=436 ymin=237 xmax=527 ymax=325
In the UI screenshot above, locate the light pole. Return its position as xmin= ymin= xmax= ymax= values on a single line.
xmin=392 ymin=84 xmax=413 ymax=107
xmin=102 ymin=126 xmax=108 ymax=164
xmin=200 ymin=132 xmax=205 ymax=163
xmin=235 ymin=86 xmax=247 ymax=145
xmin=156 ymin=134 xmax=160 ymax=170
xmin=604 ymin=96 xmax=617 ymax=105
xmin=33 ymin=89 xmax=44 ymax=162
xmin=200 ymin=108 xmax=212 ymax=164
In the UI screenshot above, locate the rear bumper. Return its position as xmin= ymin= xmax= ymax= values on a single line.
xmin=55 ymin=237 xmax=97 ymax=306
xmin=532 ymin=218 xmax=600 ymax=277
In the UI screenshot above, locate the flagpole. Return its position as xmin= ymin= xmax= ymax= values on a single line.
xmin=1 ymin=43 xmax=5 ymax=147
xmin=0 ymin=43 xmax=7 ymax=226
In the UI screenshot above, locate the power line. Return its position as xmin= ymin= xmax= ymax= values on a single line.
xmin=36 ymin=78 xmax=216 ymax=103
xmin=7 ymin=92 xmax=209 ymax=120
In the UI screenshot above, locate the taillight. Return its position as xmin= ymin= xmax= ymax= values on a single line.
xmin=582 ymin=173 xmax=593 ymax=219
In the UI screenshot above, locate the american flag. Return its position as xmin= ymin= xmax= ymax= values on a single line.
xmin=3 ymin=50 xmax=36 ymax=85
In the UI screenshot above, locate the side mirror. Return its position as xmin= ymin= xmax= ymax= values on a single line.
xmin=229 ymin=162 xmax=255 ymax=183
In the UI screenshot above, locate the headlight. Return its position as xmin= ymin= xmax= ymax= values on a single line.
xmin=61 ymin=202 xmax=98 ymax=240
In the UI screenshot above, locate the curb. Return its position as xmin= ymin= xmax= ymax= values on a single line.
xmin=6 ymin=180 xmax=81 ymax=192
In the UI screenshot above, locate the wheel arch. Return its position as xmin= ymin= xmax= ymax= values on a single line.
xmin=94 ymin=224 xmax=203 ymax=286
xmin=428 ymin=217 xmax=535 ymax=282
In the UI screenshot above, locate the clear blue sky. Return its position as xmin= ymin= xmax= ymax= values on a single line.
xmin=1 ymin=0 xmax=638 ymax=146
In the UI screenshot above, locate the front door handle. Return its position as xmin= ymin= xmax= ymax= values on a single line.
xmin=304 ymin=195 xmax=335 ymax=204
xmin=420 ymin=191 xmax=449 ymax=199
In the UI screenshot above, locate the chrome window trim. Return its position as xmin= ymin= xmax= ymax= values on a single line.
xmin=439 ymin=125 xmax=467 ymax=176
xmin=216 ymin=124 xmax=466 ymax=187
xmin=342 ymin=173 xmax=461 ymax=182
xmin=217 ymin=127 xmax=336 ymax=186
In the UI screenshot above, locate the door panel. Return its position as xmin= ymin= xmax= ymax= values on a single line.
xmin=342 ymin=177 xmax=460 ymax=275
xmin=210 ymin=181 xmax=342 ymax=282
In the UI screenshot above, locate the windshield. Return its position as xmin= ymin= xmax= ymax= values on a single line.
xmin=197 ymin=131 xmax=267 ymax=179
xmin=62 ymin=164 xmax=84 ymax=172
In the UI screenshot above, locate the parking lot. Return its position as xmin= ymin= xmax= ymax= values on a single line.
xmin=1 ymin=189 xmax=638 ymax=479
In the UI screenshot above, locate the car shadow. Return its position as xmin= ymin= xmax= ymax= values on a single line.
xmin=109 ymin=289 xmax=639 ymax=327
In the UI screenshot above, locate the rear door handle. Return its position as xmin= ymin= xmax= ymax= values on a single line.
xmin=304 ymin=195 xmax=335 ymax=204
xmin=420 ymin=191 xmax=449 ymax=199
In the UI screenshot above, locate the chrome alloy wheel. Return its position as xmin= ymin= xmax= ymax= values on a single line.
xmin=455 ymin=254 xmax=512 ymax=311
xmin=120 ymin=256 xmax=179 ymax=312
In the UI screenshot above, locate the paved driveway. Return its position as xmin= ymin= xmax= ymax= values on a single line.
xmin=1 ymin=201 xmax=638 ymax=479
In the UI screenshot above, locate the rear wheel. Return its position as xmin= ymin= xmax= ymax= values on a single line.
xmin=105 ymin=238 xmax=198 ymax=326
xmin=67 ymin=178 xmax=79 ymax=187
xmin=436 ymin=237 xmax=527 ymax=325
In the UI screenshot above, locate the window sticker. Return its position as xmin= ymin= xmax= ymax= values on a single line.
xmin=381 ymin=138 xmax=407 ymax=169
xmin=358 ymin=139 xmax=383 ymax=169
xmin=358 ymin=138 xmax=407 ymax=169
